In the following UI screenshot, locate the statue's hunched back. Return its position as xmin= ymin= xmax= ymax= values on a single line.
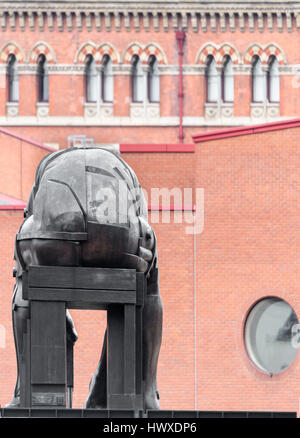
xmin=8 ymin=147 xmax=163 ymax=409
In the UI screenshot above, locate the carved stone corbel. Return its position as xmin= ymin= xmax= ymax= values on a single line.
xmin=0 ymin=11 xmax=6 ymax=31
xmin=267 ymin=12 xmax=273 ymax=32
xmin=248 ymin=13 xmax=254 ymax=32
xmin=229 ymin=13 xmax=235 ymax=32
xmin=114 ymin=12 xmax=121 ymax=32
xmin=238 ymin=12 xmax=245 ymax=32
xmin=277 ymin=12 xmax=283 ymax=32
xmin=37 ymin=11 xmax=44 ymax=32
xmin=57 ymin=11 xmax=63 ymax=32
xmin=19 ymin=12 xmax=25 ymax=32
xmin=95 ymin=12 xmax=101 ymax=31
xmin=172 ymin=12 xmax=178 ymax=30
xmin=220 ymin=13 xmax=226 ymax=32
xmin=75 ymin=11 xmax=82 ymax=32
xmin=66 ymin=12 xmax=73 ymax=32
xmin=153 ymin=12 xmax=159 ymax=32
xmin=286 ymin=12 xmax=292 ymax=32
xmin=210 ymin=13 xmax=217 ymax=32
xmin=133 ymin=12 xmax=140 ymax=32
xmin=257 ymin=12 xmax=264 ymax=32
xmin=104 ymin=11 xmax=112 ymax=31
xmin=162 ymin=12 xmax=168 ymax=32
xmin=191 ymin=13 xmax=198 ymax=32
xmin=85 ymin=12 xmax=92 ymax=32
xmin=28 ymin=11 xmax=34 ymax=31
xmin=124 ymin=12 xmax=130 ymax=31
xmin=47 ymin=11 xmax=54 ymax=31
xmin=9 ymin=11 xmax=16 ymax=31
xmin=181 ymin=12 xmax=188 ymax=30
xmin=201 ymin=13 xmax=207 ymax=32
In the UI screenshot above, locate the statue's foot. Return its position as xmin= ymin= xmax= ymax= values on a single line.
xmin=5 ymin=395 xmax=20 ymax=408
xmin=84 ymin=395 xmax=106 ymax=410
xmin=145 ymin=388 xmax=160 ymax=410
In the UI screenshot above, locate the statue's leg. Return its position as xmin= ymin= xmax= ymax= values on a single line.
xmin=6 ymin=277 xmax=28 ymax=407
xmin=143 ymin=268 xmax=163 ymax=410
xmin=85 ymin=269 xmax=162 ymax=410
xmin=84 ymin=331 xmax=107 ymax=408
xmin=7 ymin=276 xmax=78 ymax=407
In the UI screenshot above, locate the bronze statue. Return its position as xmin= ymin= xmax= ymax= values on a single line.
xmin=7 ymin=147 xmax=162 ymax=409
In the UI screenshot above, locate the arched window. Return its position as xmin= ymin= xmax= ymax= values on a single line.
xmin=7 ymin=54 xmax=19 ymax=102
xmin=101 ymin=55 xmax=113 ymax=103
xmin=37 ymin=54 xmax=49 ymax=102
xmin=206 ymin=55 xmax=219 ymax=103
xmin=252 ymin=56 xmax=265 ymax=103
xmin=148 ymin=55 xmax=160 ymax=103
xmin=85 ymin=55 xmax=98 ymax=103
xmin=268 ymin=56 xmax=280 ymax=103
xmin=222 ymin=56 xmax=234 ymax=103
xmin=132 ymin=55 xmax=143 ymax=103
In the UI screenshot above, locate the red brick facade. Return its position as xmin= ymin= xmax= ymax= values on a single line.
xmin=0 ymin=5 xmax=299 ymax=146
xmin=1 ymin=1 xmax=300 ymax=413
xmin=1 ymin=121 xmax=300 ymax=412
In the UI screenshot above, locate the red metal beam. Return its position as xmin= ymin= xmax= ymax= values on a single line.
xmin=120 ymin=143 xmax=195 ymax=153
xmin=0 ymin=126 xmax=55 ymax=151
xmin=0 ymin=204 xmax=26 ymax=210
xmin=192 ymin=118 xmax=300 ymax=143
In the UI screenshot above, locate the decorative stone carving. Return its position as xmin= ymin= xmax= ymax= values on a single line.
xmin=36 ymin=102 xmax=49 ymax=117
xmin=6 ymin=102 xmax=19 ymax=117
xmin=266 ymin=103 xmax=280 ymax=118
xmin=47 ymin=11 xmax=54 ymax=31
xmin=205 ymin=102 xmax=234 ymax=120
xmin=84 ymin=102 xmax=98 ymax=118
xmin=130 ymin=102 xmax=160 ymax=119
xmin=239 ymin=12 xmax=245 ymax=32
xmin=19 ymin=12 xmax=25 ymax=31
xmin=8 ymin=11 xmax=16 ymax=31
xmin=191 ymin=13 xmax=198 ymax=33
xmin=251 ymin=101 xmax=280 ymax=119
xmin=250 ymin=103 xmax=265 ymax=119
xmin=0 ymin=12 xmax=6 ymax=31
xmin=205 ymin=103 xmax=218 ymax=120
xmin=100 ymin=102 xmax=114 ymax=118
xmin=146 ymin=103 xmax=160 ymax=119
xmin=130 ymin=102 xmax=145 ymax=119
xmin=221 ymin=103 xmax=234 ymax=118
xmin=86 ymin=12 xmax=92 ymax=32
xmin=0 ymin=6 xmax=296 ymax=33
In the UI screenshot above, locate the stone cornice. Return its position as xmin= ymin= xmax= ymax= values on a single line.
xmin=0 ymin=2 xmax=300 ymax=32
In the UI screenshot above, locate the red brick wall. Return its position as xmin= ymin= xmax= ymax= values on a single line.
xmin=1 ymin=126 xmax=300 ymax=412
xmin=0 ymin=130 xmax=52 ymax=200
xmin=0 ymin=210 xmax=24 ymax=405
xmin=194 ymin=127 xmax=300 ymax=412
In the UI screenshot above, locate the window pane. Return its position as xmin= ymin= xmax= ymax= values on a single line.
xmin=86 ymin=56 xmax=98 ymax=102
xmin=102 ymin=56 xmax=113 ymax=102
xmin=149 ymin=58 xmax=160 ymax=102
xmin=43 ymin=69 xmax=49 ymax=102
xmin=38 ymin=56 xmax=49 ymax=102
xmin=8 ymin=55 xmax=19 ymax=102
xmin=223 ymin=58 xmax=234 ymax=102
xmin=269 ymin=58 xmax=280 ymax=103
xmin=132 ymin=57 xmax=144 ymax=102
xmin=207 ymin=57 xmax=219 ymax=102
xmin=253 ymin=57 xmax=265 ymax=102
xmin=245 ymin=297 xmax=299 ymax=374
